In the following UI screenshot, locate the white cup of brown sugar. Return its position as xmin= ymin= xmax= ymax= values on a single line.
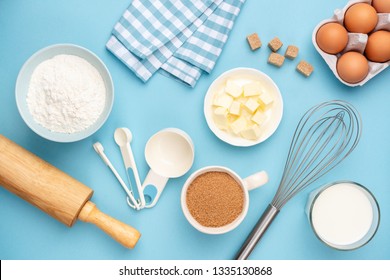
xmin=181 ymin=166 xmax=269 ymax=234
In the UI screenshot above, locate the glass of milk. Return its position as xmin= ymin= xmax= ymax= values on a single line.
xmin=306 ymin=181 xmax=380 ymax=250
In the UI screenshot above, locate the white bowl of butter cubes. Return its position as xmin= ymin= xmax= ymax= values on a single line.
xmin=204 ymin=68 xmax=283 ymax=147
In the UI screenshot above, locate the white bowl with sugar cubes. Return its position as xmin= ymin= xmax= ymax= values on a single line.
xmin=204 ymin=68 xmax=283 ymax=147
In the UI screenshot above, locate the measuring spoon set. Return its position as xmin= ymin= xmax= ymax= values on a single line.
xmin=94 ymin=128 xmax=195 ymax=210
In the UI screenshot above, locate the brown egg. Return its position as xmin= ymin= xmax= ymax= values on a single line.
xmin=337 ymin=52 xmax=369 ymax=84
xmin=372 ymin=0 xmax=390 ymax=13
xmin=365 ymin=30 xmax=390 ymax=63
xmin=316 ymin=22 xmax=348 ymax=54
xmin=344 ymin=3 xmax=378 ymax=34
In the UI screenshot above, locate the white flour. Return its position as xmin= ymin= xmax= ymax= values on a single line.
xmin=27 ymin=54 xmax=106 ymax=134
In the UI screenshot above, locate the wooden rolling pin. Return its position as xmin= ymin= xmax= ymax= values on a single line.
xmin=0 ymin=134 xmax=140 ymax=249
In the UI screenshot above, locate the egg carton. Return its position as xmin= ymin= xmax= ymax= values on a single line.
xmin=312 ymin=0 xmax=390 ymax=87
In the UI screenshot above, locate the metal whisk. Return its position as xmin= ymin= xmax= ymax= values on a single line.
xmin=235 ymin=100 xmax=362 ymax=260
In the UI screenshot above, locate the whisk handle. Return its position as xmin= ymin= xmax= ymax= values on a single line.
xmin=234 ymin=204 xmax=279 ymax=260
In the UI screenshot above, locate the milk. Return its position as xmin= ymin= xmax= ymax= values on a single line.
xmin=308 ymin=182 xmax=379 ymax=249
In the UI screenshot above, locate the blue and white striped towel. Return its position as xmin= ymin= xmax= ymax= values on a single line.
xmin=106 ymin=0 xmax=245 ymax=87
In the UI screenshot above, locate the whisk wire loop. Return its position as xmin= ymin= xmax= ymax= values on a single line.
xmin=274 ymin=114 xmax=347 ymax=208
xmin=272 ymin=101 xmax=361 ymax=209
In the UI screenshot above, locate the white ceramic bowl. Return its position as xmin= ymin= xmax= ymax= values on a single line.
xmin=204 ymin=67 xmax=283 ymax=147
xmin=15 ymin=44 xmax=114 ymax=143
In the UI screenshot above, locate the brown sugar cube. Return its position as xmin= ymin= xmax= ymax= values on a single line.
xmin=268 ymin=52 xmax=285 ymax=67
xmin=285 ymin=45 xmax=299 ymax=59
xmin=296 ymin=60 xmax=314 ymax=77
xmin=246 ymin=33 xmax=262 ymax=50
xmin=268 ymin=37 xmax=283 ymax=52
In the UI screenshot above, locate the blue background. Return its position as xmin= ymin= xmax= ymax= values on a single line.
xmin=0 ymin=0 xmax=389 ymax=260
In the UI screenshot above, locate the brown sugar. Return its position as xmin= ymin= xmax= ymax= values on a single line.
xmin=268 ymin=37 xmax=283 ymax=52
xmin=285 ymin=45 xmax=299 ymax=60
xmin=296 ymin=60 xmax=314 ymax=77
xmin=246 ymin=33 xmax=262 ymax=51
xmin=186 ymin=171 xmax=244 ymax=227
xmin=268 ymin=52 xmax=285 ymax=67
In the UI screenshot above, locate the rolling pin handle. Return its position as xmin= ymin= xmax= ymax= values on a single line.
xmin=78 ymin=201 xmax=141 ymax=249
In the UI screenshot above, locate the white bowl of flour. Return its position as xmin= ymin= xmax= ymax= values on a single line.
xmin=16 ymin=44 xmax=114 ymax=142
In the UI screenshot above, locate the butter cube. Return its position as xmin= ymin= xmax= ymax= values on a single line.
xmin=230 ymin=116 xmax=247 ymax=135
xmin=244 ymin=98 xmax=259 ymax=113
xmin=213 ymin=107 xmax=229 ymax=129
xmin=229 ymin=101 xmax=241 ymax=116
xmin=259 ymin=92 xmax=273 ymax=111
xmin=225 ymin=80 xmax=242 ymax=98
xmin=227 ymin=114 xmax=238 ymax=123
xmin=236 ymin=97 xmax=248 ymax=105
xmin=252 ymin=110 xmax=267 ymax=125
xmin=241 ymin=124 xmax=262 ymax=140
xmin=213 ymin=93 xmax=233 ymax=109
xmin=243 ymin=82 xmax=262 ymax=97
xmin=240 ymin=108 xmax=252 ymax=121
xmin=216 ymin=88 xmax=224 ymax=95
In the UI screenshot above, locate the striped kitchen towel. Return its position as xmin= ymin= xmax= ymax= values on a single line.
xmin=106 ymin=0 xmax=245 ymax=87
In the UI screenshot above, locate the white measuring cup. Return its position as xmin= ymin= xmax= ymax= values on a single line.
xmin=141 ymin=128 xmax=195 ymax=208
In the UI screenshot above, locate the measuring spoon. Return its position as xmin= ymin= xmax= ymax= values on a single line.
xmin=93 ymin=142 xmax=140 ymax=210
xmin=141 ymin=128 xmax=195 ymax=208
xmin=114 ymin=128 xmax=145 ymax=209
